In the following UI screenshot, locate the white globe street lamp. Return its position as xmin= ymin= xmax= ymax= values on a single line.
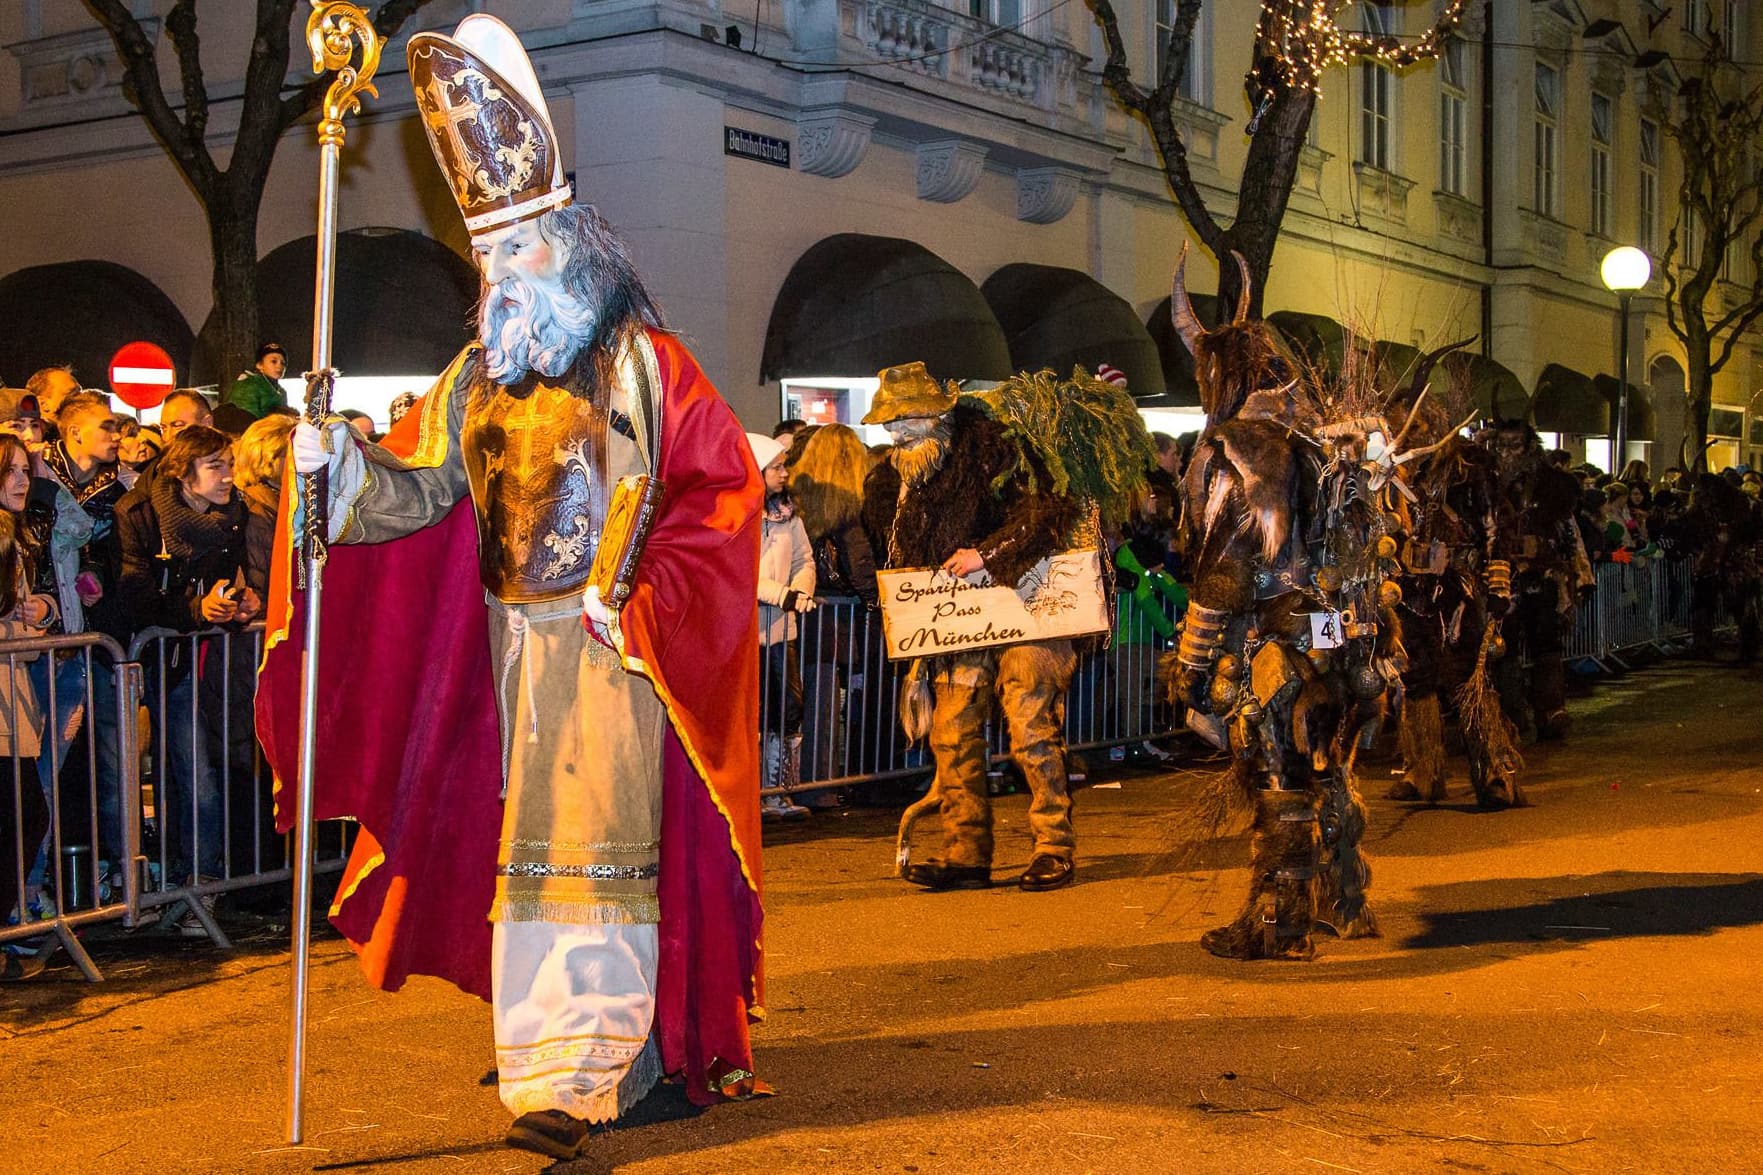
xmin=1601 ymin=246 xmax=1652 ymax=462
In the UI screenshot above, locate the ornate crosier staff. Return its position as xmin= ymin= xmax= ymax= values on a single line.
xmin=289 ymin=0 xmax=381 ymax=1145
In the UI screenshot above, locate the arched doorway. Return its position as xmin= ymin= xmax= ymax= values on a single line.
xmin=761 ymin=234 xmax=1011 ymax=435
xmin=0 ymin=261 xmax=192 ymax=391
xmin=979 ymin=264 xmax=1164 ymax=397
xmin=193 ymin=227 xmax=479 ymax=383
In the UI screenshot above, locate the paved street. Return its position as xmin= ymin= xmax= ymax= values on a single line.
xmin=4 ymin=659 xmax=1761 ymax=1175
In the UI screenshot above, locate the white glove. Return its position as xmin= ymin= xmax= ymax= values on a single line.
xmin=583 ymin=584 xmax=614 ymax=629
xmin=291 ymin=420 xmax=351 ymax=475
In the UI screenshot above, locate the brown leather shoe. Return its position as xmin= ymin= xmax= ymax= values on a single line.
xmin=1018 ymin=854 xmax=1074 ymax=891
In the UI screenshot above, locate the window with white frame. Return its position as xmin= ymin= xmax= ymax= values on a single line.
xmin=1685 ymin=0 xmax=1706 ymax=38
xmin=1154 ymin=0 xmax=1202 ymax=103
xmin=1723 ymin=0 xmax=1742 ymax=54
xmin=1591 ymin=92 xmax=1613 ymax=236
xmin=1535 ymin=62 xmax=1560 ymax=215
xmin=1359 ymin=3 xmax=1396 ymax=170
xmin=1439 ymin=36 xmax=1469 ymax=196
xmin=1639 ymin=117 xmax=1661 ymax=253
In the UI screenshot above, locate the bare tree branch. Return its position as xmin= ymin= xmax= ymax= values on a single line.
xmin=83 ymin=0 xmax=218 ymax=194
xmin=1086 ymin=0 xmax=1460 ymax=318
xmin=164 ymin=0 xmax=209 ymax=152
xmin=1087 ymin=0 xmax=1223 ymax=253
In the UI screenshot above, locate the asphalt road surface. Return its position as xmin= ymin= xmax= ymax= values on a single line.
xmin=4 ymin=658 xmax=1760 ymax=1175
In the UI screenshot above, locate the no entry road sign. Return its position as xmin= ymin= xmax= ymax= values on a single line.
xmin=108 ymin=341 xmax=177 ymax=410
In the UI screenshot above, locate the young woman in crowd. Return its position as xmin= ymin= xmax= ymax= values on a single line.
xmin=788 ymin=423 xmax=877 ymax=807
xmin=751 ymin=432 xmax=816 ymax=821
xmin=116 ymin=426 xmax=261 ymax=915
xmin=1 ymin=434 xmax=54 ymax=977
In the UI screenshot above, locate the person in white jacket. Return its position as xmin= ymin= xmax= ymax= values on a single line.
xmin=749 ymin=432 xmax=816 ymax=820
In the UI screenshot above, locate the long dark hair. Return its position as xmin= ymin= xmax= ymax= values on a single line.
xmin=539 ymin=202 xmax=667 ymax=390
xmin=0 ymin=433 xmax=37 ymax=615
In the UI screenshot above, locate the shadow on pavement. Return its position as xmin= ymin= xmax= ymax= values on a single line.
xmin=1401 ymin=870 xmax=1763 ymax=949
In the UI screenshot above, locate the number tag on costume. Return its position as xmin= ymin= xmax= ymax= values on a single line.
xmin=877 ymin=549 xmax=1109 ymax=660
xmin=1309 ymin=610 xmax=1344 ymax=650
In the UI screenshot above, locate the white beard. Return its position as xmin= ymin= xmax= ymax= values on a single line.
xmin=478 ymin=275 xmax=598 ymax=384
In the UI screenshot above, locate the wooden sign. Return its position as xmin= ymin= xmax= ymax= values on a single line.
xmin=877 ymin=549 xmax=1110 ymax=661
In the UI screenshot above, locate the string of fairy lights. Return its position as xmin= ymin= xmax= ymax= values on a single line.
xmin=1254 ymin=0 xmax=1470 ymax=96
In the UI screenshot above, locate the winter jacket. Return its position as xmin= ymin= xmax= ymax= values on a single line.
xmin=812 ymin=517 xmax=879 ymax=606
xmin=758 ymin=497 xmax=816 ymax=647
xmin=224 ymin=370 xmax=288 ymax=419
xmin=116 ymin=475 xmax=252 ymax=639
xmin=0 ymin=622 xmax=43 ymax=758
xmin=21 ymin=473 xmax=94 ymax=635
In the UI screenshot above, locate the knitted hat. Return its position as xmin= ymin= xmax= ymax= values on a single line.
xmin=746 ymin=431 xmax=785 ymax=471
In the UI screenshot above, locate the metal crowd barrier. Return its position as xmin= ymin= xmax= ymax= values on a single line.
xmin=760 ymin=592 xmax=1181 ymax=797
xmin=2 ymin=632 xmax=137 ymax=980
xmin=760 ymin=558 xmax=1735 ymax=797
xmin=3 ymin=625 xmax=353 ymax=981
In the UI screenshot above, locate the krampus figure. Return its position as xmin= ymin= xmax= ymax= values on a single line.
xmin=1482 ymin=421 xmax=1591 ymax=742
xmin=1671 ymin=471 xmax=1763 ymax=662
xmin=1164 ymin=247 xmax=1414 ymax=960
xmin=1384 ymin=351 xmax=1526 ymax=809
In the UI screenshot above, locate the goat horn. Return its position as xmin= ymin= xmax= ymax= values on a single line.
xmin=1170 ymin=242 xmax=1205 ymax=356
xmin=1231 ymin=251 xmax=1253 ymax=324
xmin=1389 ymin=335 xmax=1476 ymax=411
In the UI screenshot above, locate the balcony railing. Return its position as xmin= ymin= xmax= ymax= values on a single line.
xmin=844 ymin=0 xmax=1084 ymax=114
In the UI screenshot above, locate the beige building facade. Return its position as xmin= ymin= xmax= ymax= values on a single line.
xmin=0 ymin=0 xmax=1758 ymax=469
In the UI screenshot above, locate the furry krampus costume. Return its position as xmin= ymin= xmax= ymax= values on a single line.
xmin=1384 ymin=350 xmax=1526 ymax=809
xmin=1165 ymin=247 xmax=1415 ymax=960
xmin=1483 ymin=421 xmax=1591 ymax=742
xmin=1671 ymin=472 xmax=1763 ymax=661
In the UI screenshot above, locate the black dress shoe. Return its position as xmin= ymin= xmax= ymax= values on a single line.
xmin=506 ymin=1109 xmax=591 ymax=1159
xmin=904 ymin=861 xmax=992 ymax=890
xmin=1018 ymin=854 xmax=1074 ymax=891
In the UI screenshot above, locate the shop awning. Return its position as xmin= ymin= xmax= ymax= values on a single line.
xmin=1268 ymin=310 xmax=1351 ymax=376
xmin=193 ymin=228 xmax=479 ymax=383
xmin=0 ymin=260 xmax=193 ymax=390
xmin=1442 ymin=351 xmax=1530 ymax=419
xmin=761 ymin=234 xmax=1012 ymax=383
xmin=1593 ymin=373 xmax=1655 ymax=441
xmin=1531 ymin=363 xmax=1609 ymax=434
xmin=979 ymin=264 xmax=1165 ymax=398
xmin=1142 ymin=292 xmax=1224 ymax=408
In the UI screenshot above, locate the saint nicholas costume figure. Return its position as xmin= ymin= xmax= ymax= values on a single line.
xmin=261 ymin=15 xmax=764 ymax=1161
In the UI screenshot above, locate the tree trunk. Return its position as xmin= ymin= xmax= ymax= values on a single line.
xmin=1685 ymin=341 xmax=1713 ymax=473
xmin=1218 ymin=88 xmax=1316 ymax=318
xmin=206 ymin=185 xmax=262 ymax=389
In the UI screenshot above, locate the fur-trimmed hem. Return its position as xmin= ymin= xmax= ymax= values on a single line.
xmin=491 ymin=896 xmax=661 ymax=925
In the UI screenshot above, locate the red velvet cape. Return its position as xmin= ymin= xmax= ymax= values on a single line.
xmin=262 ymin=330 xmax=765 ymax=1104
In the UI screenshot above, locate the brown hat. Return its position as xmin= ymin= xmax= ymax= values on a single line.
xmin=408 ymin=15 xmax=571 ymax=236
xmin=861 ymin=362 xmax=958 ymax=426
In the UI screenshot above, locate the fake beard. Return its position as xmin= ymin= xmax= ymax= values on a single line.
xmin=478 ymin=275 xmax=599 ymax=384
xmin=889 ymin=423 xmax=951 ymax=487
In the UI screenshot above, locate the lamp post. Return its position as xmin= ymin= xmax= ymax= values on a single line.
xmin=1601 ymin=245 xmax=1652 ymax=469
